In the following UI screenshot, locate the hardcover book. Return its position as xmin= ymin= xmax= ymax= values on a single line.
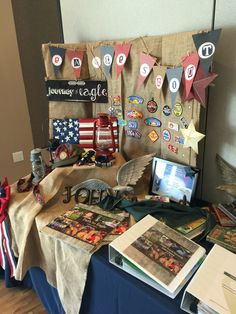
xmin=176 ymin=218 xmax=206 ymax=239
xmin=206 ymin=225 xmax=236 ymax=253
xmin=181 ymin=244 xmax=236 ymax=314
xmin=218 ymin=201 xmax=236 ymax=224
xmin=109 ymin=215 xmax=206 ymax=298
xmin=212 ymin=205 xmax=236 ymax=227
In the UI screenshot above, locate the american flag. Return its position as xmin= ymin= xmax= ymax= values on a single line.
xmin=53 ymin=118 xmax=79 ymax=144
xmin=52 ymin=117 xmax=119 ymax=150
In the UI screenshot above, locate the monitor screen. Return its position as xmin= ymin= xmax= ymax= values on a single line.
xmin=150 ymin=157 xmax=199 ymax=204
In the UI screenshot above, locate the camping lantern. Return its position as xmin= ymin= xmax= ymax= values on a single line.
xmin=93 ymin=113 xmax=116 ymax=167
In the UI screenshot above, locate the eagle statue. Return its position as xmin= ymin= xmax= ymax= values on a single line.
xmin=68 ymin=153 xmax=155 ymax=197
xmin=216 ymin=153 xmax=236 ymax=198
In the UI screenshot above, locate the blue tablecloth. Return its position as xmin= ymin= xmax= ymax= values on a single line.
xmin=1 ymin=245 xmax=187 ymax=314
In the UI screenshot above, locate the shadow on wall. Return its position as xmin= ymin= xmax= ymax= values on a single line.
xmin=202 ymin=26 xmax=236 ymax=203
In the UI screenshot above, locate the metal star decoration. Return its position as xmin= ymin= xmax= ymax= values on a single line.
xmin=180 ymin=120 xmax=205 ymax=154
xmin=192 ymin=71 xmax=218 ymax=107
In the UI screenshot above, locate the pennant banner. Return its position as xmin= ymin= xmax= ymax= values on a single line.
xmin=137 ymin=53 xmax=157 ymax=89
xmin=49 ymin=46 xmax=66 ymax=76
xmin=100 ymin=46 xmax=114 ymax=79
xmin=153 ymin=65 xmax=167 ymax=99
xmin=46 ymin=80 xmax=108 ymax=103
xmin=192 ymin=29 xmax=222 ymax=75
xmin=166 ymin=67 xmax=183 ymax=107
xmin=181 ymin=52 xmax=199 ymax=100
xmin=114 ymin=43 xmax=131 ymax=79
xmin=67 ymin=50 xmax=84 ymax=79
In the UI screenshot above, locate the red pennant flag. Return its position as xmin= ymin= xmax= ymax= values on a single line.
xmin=114 ymin=43 xmax=131 ymax=79
xmin=137 ymin=53 xmax=157 ymax=89
xmin=181 ymin=52 xmax=199 ymax=99
xmin=67 ymin=50 xmax=84 ymax=79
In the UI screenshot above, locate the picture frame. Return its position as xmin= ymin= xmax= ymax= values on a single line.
xmin=150 ymin=157 xmax=199 ymax=204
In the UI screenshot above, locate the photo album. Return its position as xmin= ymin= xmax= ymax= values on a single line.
xmin=109 ymin=215 xmax=206 ymax=298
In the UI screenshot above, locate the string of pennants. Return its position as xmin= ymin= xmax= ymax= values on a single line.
xmin=49 ymin=29 xmax=221 ymax=107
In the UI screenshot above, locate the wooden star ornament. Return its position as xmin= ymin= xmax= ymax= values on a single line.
xmin=180 ymin=120 xmax=205 ymax=154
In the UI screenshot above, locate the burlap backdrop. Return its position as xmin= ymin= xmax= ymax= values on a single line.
xmin=42 ymin=30 xmax=204 ymax=168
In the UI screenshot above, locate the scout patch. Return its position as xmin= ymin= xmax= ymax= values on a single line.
xmin=173 ymin=103 xmax=183 ymax=117
xmin=148 ymin=130 xmax=159 ymax=142
xmin=162 ymin=129 xmax=171 ymax=142
xmin=147 ymin=98 xmax=158 ymax=113
xmin=144 ymin=118 xmax=162 ymax=127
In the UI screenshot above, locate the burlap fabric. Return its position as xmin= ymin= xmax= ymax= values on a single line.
xmin=42 ymin=30 xmax=204 ymax=167
xmin=8 ymin=153 xmax=130 ymax=314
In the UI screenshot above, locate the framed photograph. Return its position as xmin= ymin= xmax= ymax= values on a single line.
xmin=150 ymin=157 xmax=199 ymax=204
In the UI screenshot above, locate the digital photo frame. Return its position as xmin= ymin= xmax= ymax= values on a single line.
xmin=150 ymin=157 xmax=199 ymax=204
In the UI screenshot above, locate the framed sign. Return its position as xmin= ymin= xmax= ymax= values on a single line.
xmin=45 ymin=80 xmax=108 ymax=103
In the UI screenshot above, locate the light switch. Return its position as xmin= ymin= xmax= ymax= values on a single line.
xmin=12 ymin=151 xmax=24 ymax=163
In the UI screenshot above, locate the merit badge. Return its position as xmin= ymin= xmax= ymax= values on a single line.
xmin=126 ymin=109 xmax=143 ymax=119
xmin=126 ymin=129 xmax=142 ymax=139
xmin=163 ymin=105 xmax=171 ymax=116
xmin=127 ymin=95 xmax=144 ymax=105
xmin=173 ymin=103 xmax=183 ymax=117
xmin=114 ymin=108 xmax=122 ymax=118
xmin=180 ymin=116 xmax=189 ymax=128
xmin=168 ymin=121 xmax=179 ymax=131
xmin=144 ymin=117 xmax=162 ymax=127
xmin=174 ymin=136 xmax=184 ymax=144
xmin=148 ymin=130 xmax=159 ymax=143
xmin=112 ymin=95 xmax=121 ymax=106
xmin=118 ymin=119 xmax=127 ymax=126
xmin=108 ymin=106 xmax=116 ymax=115
xmin=128 ymin=120 xmax=138 ymax=129
xmin=147 ymin=98 xmax=158 ymax=113
xmin=162 ymin=129 xmax=171 ymax=142
xmin=168 ymin=144 xmax=178 ymax=154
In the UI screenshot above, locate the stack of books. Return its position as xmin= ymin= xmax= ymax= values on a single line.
xmin=206 ymin=201 xmax=236 ymax=254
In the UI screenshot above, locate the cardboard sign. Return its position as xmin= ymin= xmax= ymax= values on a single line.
xmin=46 ymin=80 xmax=108 ymax=103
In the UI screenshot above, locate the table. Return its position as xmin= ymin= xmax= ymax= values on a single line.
xmin=5 ymin=165 xmax=212 ymax=314
xmin=1 ymin=244 xmax=186 ymax=314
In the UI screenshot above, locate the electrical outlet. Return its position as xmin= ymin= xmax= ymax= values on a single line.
xmin=12 ymin=151 xmax=24 ymax=163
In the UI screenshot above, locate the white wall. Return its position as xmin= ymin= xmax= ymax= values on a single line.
xmin=60 ymin=0 xmax=213 ymax=42
xmin=201 ymin=0 xmax=236 ymax=203
xmin=60 ymin=0 xmax=236 ymax=203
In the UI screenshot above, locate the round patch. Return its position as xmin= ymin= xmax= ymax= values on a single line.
xmin=169 ymin=78 xmax=180 ymax=93
xmin=71 ymin=57 xmax=81 ymax=69
xmin=116 ymin=53 xmax=126 ymax=66
xmin=163 ymin=105 xmax=171 ymax=116
xmin=155 ymin=75 xmax=163 ymax=89
xmin=147 ymin=99 xmax=158 ymax=113
xmin=92 ymin=56 xmax=101 ymax=68
xmin=198 ymin=42 xmax=215 ymax=59
xmin=140 ymin=63 xmax=150 ymax=77
xmin=103 ymin=54 xmax=113 ymax=66
xmin=173 ymin=103 xmax=183 ymax=117
xmin=52 ymin=54 xmax=62 ymax=66
xmin=162 ymin=129 xmax=171 ymax=142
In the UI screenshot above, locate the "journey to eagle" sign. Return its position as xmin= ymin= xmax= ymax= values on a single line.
xmin=45 ymin=80 xmax=108 ymax=103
